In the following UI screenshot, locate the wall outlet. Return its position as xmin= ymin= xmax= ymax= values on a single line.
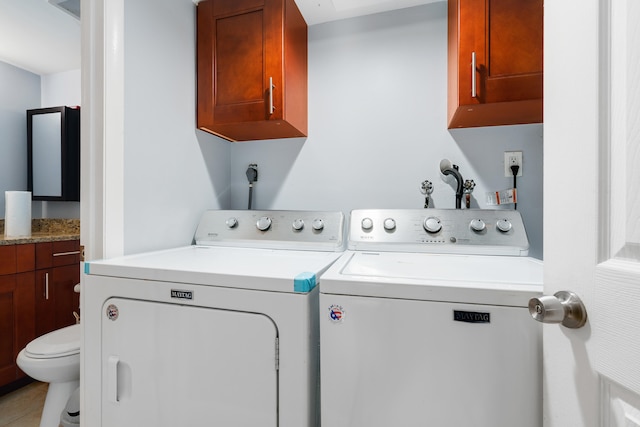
xmin=504 ymin=151 xmax=523 ymax=177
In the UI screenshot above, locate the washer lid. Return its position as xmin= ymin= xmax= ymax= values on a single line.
xmin=85 ymin=245 xmax=344 ymax=293
xmin=320 ymin=251 xmax=543 ymax=306
xmin=26 ymin=324 xmax=80 ymax=358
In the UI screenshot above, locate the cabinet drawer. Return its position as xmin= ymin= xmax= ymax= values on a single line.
xmin=36 ymin=240 xmax=80 ymax=269
xmin=0 ymin=246 xmax=17 ymax=276
xmin=16 ymin=244 xmax=35 ymax=273
xmin=52 ymin=240 xmax=81 ymax=267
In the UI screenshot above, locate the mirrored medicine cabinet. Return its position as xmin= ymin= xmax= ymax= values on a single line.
xmin=27 ymin=106 xmax=80 ymax=201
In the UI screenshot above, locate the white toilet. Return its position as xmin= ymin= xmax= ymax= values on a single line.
xmin=17 ymin=324 xmax=81 ymax=427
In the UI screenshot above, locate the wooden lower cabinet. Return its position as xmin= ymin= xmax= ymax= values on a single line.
xmin=35 ymin=264 xmax=80 ymax=337
xmin=0 ymin=240 xmax=79 ymax=391
xmin=0 ymin=272 xmax=35 ymax=387
xmin=35 ymin=240 xmax=81 ymax=337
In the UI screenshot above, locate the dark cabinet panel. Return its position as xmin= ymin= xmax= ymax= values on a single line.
xmin=27 ymin=106 xmax=80 ymax=201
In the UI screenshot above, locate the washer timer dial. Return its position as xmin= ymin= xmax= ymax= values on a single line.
xmin=423 ymin=217 xmax=442 ymax=233
xmin=256 ymin=216 xmax=272 ymax=231
xmin=470 ymin=219 xmax=486 ymax=232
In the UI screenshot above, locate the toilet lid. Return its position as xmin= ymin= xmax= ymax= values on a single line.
xmin=26 ymin=324 xmax=80 ymax=358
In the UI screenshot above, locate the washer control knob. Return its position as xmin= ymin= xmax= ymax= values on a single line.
xmin=470 ymin=219 xmax=486 ymax=232
xmin=361 ymin=217 xmax=374 ymax=231
xmin=497 ymin=219 xmax=512 ymax=232
xmin=383 ymin=218 xmax=396 ymax=231
xmin=312 ymin=219 xmax=324 ymax=231
xmin=256 ymin=216 xmax=272 ymax=231
xmin=292 ymin=219 xmax=304 ymax=231
xmin=423 ymin=217 xmax=442 ymax=233
xmin=225 ymin=217 xmax=238 ymax=229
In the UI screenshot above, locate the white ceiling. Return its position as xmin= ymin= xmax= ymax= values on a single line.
xmin=0 ymin=0 xmax=80 ymax=75
xmin=0 ymin=0 xmax=439 ymax=76
xmin=295 ymin=0 xmax=441 ymax=25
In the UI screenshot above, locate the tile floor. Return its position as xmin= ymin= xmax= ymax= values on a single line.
xmin=0 ymin=382 xmax=47 ymax=427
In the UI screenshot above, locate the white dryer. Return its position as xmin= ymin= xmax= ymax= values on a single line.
xmin=82 ymin=210 xmax=345 ymax=427
xmin=319 ymin=209 xmax=543 ymax=427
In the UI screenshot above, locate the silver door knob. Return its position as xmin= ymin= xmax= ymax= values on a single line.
xmin=528 ymin=291 xmax=588 ymax=329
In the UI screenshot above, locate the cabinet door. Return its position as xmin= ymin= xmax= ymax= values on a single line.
xmin=27 ymin=106 xmax=80 ymax=201
xmin=52 ymin=264 xmax=80 ymax=330
xmin=14 ymin=272 xmax=35 ymax=380
xmin=0 ymin=273 xmax=35 ymax=386
xmin=448 ymin=0 xmax=543 ymax=128
xmin=197 ymin=0 xmax=307 ymax=141
xmin=0 ymin=276 xmax=17 ymax=386
xmin=102 ymin=298 xmax=278 ymax=426
xmin=217 ymin=0 xmax=275 ymax=124
xmin=34 ymin=269 xmax=55 ymax=337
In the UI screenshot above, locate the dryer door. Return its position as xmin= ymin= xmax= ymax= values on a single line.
xmin=101 ymin=298 xmax=278 ymax=427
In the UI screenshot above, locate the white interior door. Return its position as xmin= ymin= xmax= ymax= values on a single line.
xmin=544 ymin=0 xmax=640 ymax=425
xmin=101 ymin=298 xmax=278 ymax=427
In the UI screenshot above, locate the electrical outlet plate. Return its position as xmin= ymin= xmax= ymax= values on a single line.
xmin=504 ymin=151 xmax=523 ymax=177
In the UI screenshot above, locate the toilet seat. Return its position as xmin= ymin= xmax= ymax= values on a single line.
xmin=25 ymin=324 xmax=80 ymax=359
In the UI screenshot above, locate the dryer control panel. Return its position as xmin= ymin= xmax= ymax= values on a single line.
xmin=348 ymin=209 xmax=529 ymax=256
xmin=195 ymin=210 xmax=345 ymax=252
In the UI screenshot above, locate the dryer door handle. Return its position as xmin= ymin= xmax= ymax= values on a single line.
xmin=107 ymin=356 xmax=120 ymax=403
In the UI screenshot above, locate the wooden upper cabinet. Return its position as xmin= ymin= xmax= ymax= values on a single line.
xmin=197 ymin=0 xmax=308 ymax=141
xmin=448 ymin=0 xmax=543 ymax=129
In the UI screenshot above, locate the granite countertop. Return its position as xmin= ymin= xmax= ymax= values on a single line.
xmin=0 ymin=219 xmax=80 ymax=245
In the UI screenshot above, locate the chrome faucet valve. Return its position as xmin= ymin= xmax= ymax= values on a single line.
xmin=463 ymin=179 xmax=476 ymax=209
xmin=420 ymin=180 xmax=434 ymax=208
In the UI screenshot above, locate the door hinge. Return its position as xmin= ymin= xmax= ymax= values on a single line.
xmin=275 ymin=337 xmax=280 ymax=371
xmin=80 ymin=245 xmax=85 ymax=262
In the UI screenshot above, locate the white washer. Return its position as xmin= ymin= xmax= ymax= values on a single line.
xmin=319 ymin=209 xmax=543 ymax=427
xmin=82 ymin=210 xmax=345 ymax=427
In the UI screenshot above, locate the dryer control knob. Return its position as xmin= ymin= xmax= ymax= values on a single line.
xmin=470 ymin=219 xmax=486 ymax=232
xmin=226 ymin=217 xmax=238 ymax=229
xmin=383 ymin=218 xmax=396 ymax=231
xmin=497 ymin=219 xmax=512 ymax=232
xmin=361 ymin=217 xmax=374 ymax=230
xmin=256 ymin=216 xmax=272 ymax=231
xmin=312 ymin=219 xmax=324 ymax=231
xmin=423 ymin=217 xmax=442 ymax=233
xmin=292 ymin=219 xmax=304 ymax=231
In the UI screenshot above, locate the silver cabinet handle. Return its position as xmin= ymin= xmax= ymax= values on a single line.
xmin=528 ymin=291 xmax=588 ymax=329
xmin=471 ymin=51 xmax=477 ymax=98
xmin=269 ymin=77 xmax=275 ymax=115
xmin=45 ymin=272 xmax=49 ymax=300
xmin=53 ymin=250 xmax=81 ymax=257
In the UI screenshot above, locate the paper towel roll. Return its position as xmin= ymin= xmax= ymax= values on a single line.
xmin=5 ymin=191 xmax=32 ymax=238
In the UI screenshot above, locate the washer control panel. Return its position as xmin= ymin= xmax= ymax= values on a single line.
xmin=349 ymin=209 xmax=529 ymax=256
xmin=194 ymin=210 xmax=345 ymax=251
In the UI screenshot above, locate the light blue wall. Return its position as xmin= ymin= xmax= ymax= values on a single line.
xmin=227 ymin=4 xmax=544 ymax=259
xmin=0 ymin=61 xmax=40 ymax=219
xmin=122 ymin=0 xmax=231 ymax=254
